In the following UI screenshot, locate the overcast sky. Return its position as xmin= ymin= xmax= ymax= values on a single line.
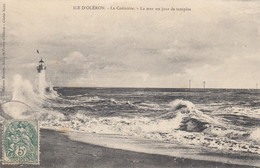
xmin=2 ymin=0 xmax=260 ymax=88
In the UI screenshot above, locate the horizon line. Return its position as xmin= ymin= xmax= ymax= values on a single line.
xmin=52 ymin=86 xmax=260 ymax=90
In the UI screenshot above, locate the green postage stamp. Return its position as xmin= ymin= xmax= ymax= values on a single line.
xmin=2 ymin=120 xmax=40 ymax=165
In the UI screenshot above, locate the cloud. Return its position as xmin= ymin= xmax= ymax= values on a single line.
xmin=4 ymin=0 xmax=260 ymax=88
xmin=62 ymin=51 xmax=87 ymax=64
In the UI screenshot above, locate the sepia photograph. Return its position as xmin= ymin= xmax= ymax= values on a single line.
xmin=0 ymin=0 xmax=260 ymax=167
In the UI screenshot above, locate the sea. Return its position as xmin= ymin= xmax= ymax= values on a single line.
xmin=1 ymin=80 xmax=260 ymax=166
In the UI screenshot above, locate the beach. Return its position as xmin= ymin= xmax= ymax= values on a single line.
xmin=0 ymin=125 xmax=258 ymax=168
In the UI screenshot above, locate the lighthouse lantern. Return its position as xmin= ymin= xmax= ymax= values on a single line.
xmin=37 ymin=58 xmax=46 ymax=73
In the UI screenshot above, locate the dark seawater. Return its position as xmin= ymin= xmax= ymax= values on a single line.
xmin=3 ymin=87 xmax=260 ymax=164
xmin=41 ymin=88 xmax=260 ymax=155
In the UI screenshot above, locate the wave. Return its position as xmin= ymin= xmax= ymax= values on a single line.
xmin=1 ymin=74 xmax=64 ymax=121
xmin=42 ymin=99 xmax=222 ymax=137
xmin=39 ymin=99 xmax=222 ymax=135
xmin=79 ymin=96 xmax=104 ymax=103
xmin=160 ymin=99 xmax=224 ymax=132
xmin=40 ymin=106 xmax=260 ymax=155
xmin=3 ymin=80 xmax=260 ymax=156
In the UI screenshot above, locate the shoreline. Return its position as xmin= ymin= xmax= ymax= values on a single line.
xmin=0 ymin=126 xmax=259 ymax=168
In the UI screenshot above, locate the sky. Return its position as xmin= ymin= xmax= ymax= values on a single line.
xmin=1 ymin=0 xmax=260 ymax=88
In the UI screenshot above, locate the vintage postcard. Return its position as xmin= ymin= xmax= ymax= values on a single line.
xmin=0 ymin=0 xmax=260 ymax=167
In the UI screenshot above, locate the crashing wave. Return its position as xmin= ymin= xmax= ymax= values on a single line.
xmin=1 ymin=74 xmax=64 ymax=121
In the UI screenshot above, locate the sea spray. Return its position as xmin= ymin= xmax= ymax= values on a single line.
xmin=12 ymin=74 xmax=37 ymax=102
xmin=250 ymin=128 xmax=260 ymax=142
xmin=2 ymin=74 xmax=64 ymax=120
xmin=12 ymin=74 xmax=43 ymax=106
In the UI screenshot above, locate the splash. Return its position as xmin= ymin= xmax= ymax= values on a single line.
xmin=170 ymin=99 xmax=195 ymax=112
xmin=1 ymin=74 xmax=64 ymax=120
xmin=12 ymin=74 xmax=42 ymax=105
xmin=45 ymin=82 xmax=59 ymax=98
xmin=249 ymin=128 xmax=260 ymax=142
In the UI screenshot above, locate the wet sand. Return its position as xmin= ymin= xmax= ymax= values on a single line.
xmin=0 ymin=126 xmax=258 ymax=168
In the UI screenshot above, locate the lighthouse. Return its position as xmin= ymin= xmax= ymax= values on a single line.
xmin=36 ymin=58 xmax=47 ymax=96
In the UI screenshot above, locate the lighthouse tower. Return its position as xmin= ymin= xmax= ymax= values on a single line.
xmin=36 ymin=58 xmax=47 ymax=96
